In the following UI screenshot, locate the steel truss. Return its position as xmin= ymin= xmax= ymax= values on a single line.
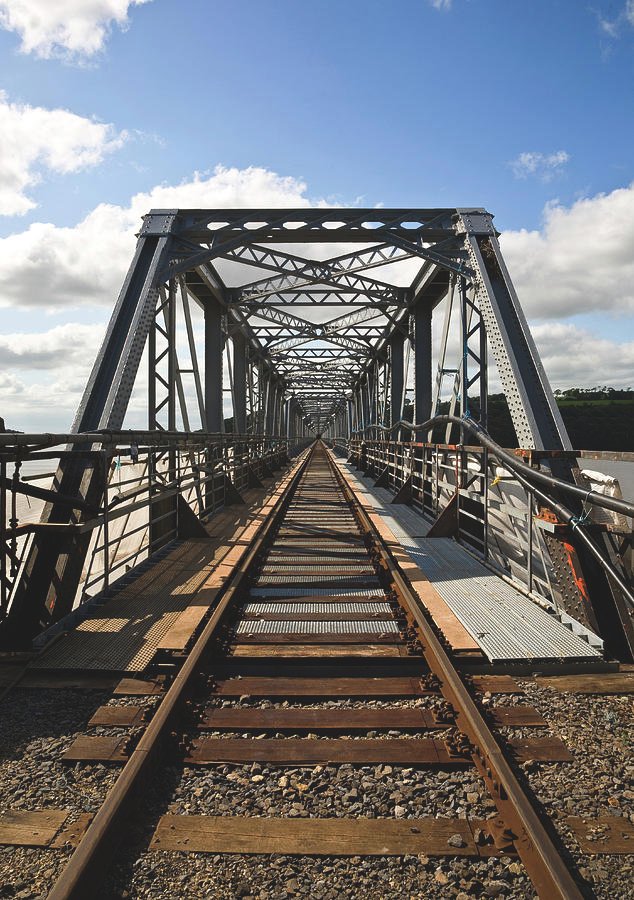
xmin=2 ymin=206 xmax=632 ymax=657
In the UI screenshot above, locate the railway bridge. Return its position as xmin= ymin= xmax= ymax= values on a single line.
xmin=0 ymin=208 xmax=633 ymax=899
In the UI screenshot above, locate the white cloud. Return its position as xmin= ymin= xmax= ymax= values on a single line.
xmin=509 ymin=150 xmax=570 ymax=182
xmin=531 ymin=322 xmax=634 ymax=389
xmin=0 ymin=166 xmax=318 ymax=309
xmin=1 ymin=167 xmax=634 ymax=433
xmin=0 ymin=0 xmax=151 ymax=60
xmin=0 ymin=322 xmax=105 ymax=368
xmin=428 ymin=0 xmax=452 ymax=9
xmin=500 ymin=182 xmax=634 ymax=320
xmin=0 ymin=324 xmax=107 ymax=430
xmin=596 ymin=1 xmax=634 ymax=38
xmin=0 ymin=91 xmax=127 ymax=216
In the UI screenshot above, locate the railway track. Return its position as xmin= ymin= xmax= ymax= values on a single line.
xmin=2 ymin=440 xmax=632 ymax=897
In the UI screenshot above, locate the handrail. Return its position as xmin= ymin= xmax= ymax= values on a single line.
xmin=0 ymin=430 xmax=289 ymax=450
xmin=350 ymin=415 xmax=634 ymax=610
xmin=351 ymin=415 xmax=634 ymax=519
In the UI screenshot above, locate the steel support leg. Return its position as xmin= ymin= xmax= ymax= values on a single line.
xmin=390 ymin=330 xmax=405 ymax=438
xmin=414 ymin=301 xmax=432 ymax=439
xmin=232 ymin=331 xmax=247 ymax=434
xmin=204 ymin=299 xmax=223 ymax=433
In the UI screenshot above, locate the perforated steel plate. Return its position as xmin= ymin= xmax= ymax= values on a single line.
xmin=245 ymin=602 xmax=392 ymax=615
xmin=236 ymin=620 xmax=399 ymax=634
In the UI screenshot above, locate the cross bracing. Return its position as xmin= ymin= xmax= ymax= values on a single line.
xmin=15 ymin=204 xmax=630 ymax=654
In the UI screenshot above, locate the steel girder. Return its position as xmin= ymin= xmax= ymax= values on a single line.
xmin=8 ymin=204 xmax=623 ymax=656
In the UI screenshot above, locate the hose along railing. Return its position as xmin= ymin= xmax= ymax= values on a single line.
xmin=348 ymin=415 xmax=634 ymax=613
xmin=0 ymin=432 xmax=309 ymax=622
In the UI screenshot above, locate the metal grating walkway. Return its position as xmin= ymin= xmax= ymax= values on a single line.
xmin=31 ymin=540 xmax=218 ymax=671
xmin=338 ymin=459 xmax=602 ymax=663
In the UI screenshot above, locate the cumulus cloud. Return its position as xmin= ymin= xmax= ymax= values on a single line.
xmin=0 ymin=0 xmax=151 ymax=60
xmin=0 ymin=91 xmax=127 ymax=216
xmin=500 ymin=182 xmax=634 ymax=320
xmin=509 ymin=150 xmax=570 ymax=182
xmin=0 ymin=166 xmax=318 ymax=309
xmin=1 ymin=166 xmax=634 ymax=432
xmin=0 ymin=322 xmax=105 ymax=368
xmin=532 ymin=322 xmax=634 ymax=389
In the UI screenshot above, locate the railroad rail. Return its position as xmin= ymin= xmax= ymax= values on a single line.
xmin=9 ymin=439 xmax=587 ymax=899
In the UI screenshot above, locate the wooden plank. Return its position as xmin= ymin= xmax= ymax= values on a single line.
xmin=88 ymin=705 xmax=147 ymax=727
xmin=566 ymin=816 xmax=634 ymax=854
xmin=150 ymin=815 xmax=481 ymax=856
xmin=61 ymin=735 xmax=129 ymax=763
xmin=21 ymin=672 xmax=118 ymax=691
xmin=113 ymin=677 xmax=165 ymax=696
xmin=213 ymin=676 xmax=432 ymax=697
xmin=200 ymin=705 xmax=546 ymax=731
xmin=50 ymin=813 xmax=94 ymax=849
xmin=488 ymin=706 xmax=547 ymax=727
xmin=472 ymin=675 xmax=522 ymax=695
xmin=186 ymin=737 xmax=468 ymax=766
xmin=199 ymin=708 xmax=439 ymax=731
xmin=232 ymin=644 xmax=406 ymax=658
xmin=534 ymin=673 xmax=634 ymax=695
xmin=0 ymin=809 xmax=69 ymax=847
xmin=507 ymin=737 xmax=572 ymax=762
xmin=155 ymin=587 xmax=220 ymax=652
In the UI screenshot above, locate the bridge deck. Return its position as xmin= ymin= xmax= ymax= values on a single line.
xmin=30 ymin=477 xmax=287 ymax=673
xmin=31 ymin=455 xmax=601 ymax=673
xmin=336 ymin=458 xmax=602 ymax=664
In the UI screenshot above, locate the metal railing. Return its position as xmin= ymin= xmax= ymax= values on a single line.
xmin=338 ymin=431 xmax=633 ymax=624
xmin=0 ymin=432 xmax=309 ymax=624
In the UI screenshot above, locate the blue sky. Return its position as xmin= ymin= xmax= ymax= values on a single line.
xmin=0 ymin=0 xmax=632 ymax=429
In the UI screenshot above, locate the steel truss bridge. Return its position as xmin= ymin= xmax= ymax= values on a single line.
xmin=0 ymin=207 xmax=633 ymax=660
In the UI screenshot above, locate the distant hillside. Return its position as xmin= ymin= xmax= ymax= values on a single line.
xmin=455 ymin=389 xmax=634 ymax=451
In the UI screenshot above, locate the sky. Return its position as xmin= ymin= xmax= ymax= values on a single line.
xmin=0 ymin=0 xmax=633 ymax=431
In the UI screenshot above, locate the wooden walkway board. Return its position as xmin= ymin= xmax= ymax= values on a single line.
xmin=186 ymin=738 xmax=467 ymax=766
xmin=150 ymin=815 xmax=481 ymax=856
xmin=566 ymin=816 xmax=634 ymax=853
xmin=212 ymin=676 xmax=432 ymax=697
xmin=472 ymin=675 xmax=522 ymax=694
xmin=200 ymin=708 xmax=436 ymax=731
xmin=88 ymin=705 xmax=146 ymax=727
xmin=62 ymin=735 xmax=129 ymax=763
xmin=0 ymin=810 xmax=69 ymax=847
xmin=114 ymin=676 xmax=165 ymax=696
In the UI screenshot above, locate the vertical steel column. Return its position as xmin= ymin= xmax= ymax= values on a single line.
xmin=265 ymin=374 xmax=276 ymax=436
xmin=390 ymin=330 xmax=405 ymax=438
xmin=414 ymin=300 xmax=432 ymax=439
xmin=232 ymin=331 xmax=247 ymax=434
xmin=361 ymin=378 xmax=370 ymax=435
xmin=204 ymin=299 xmax=223 ymax=433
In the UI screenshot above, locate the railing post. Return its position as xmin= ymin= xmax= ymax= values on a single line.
xmin=0 ymin=458 xmax=6 ymax=616
xmin=102 ymin=450 xmax=110 ymax=591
